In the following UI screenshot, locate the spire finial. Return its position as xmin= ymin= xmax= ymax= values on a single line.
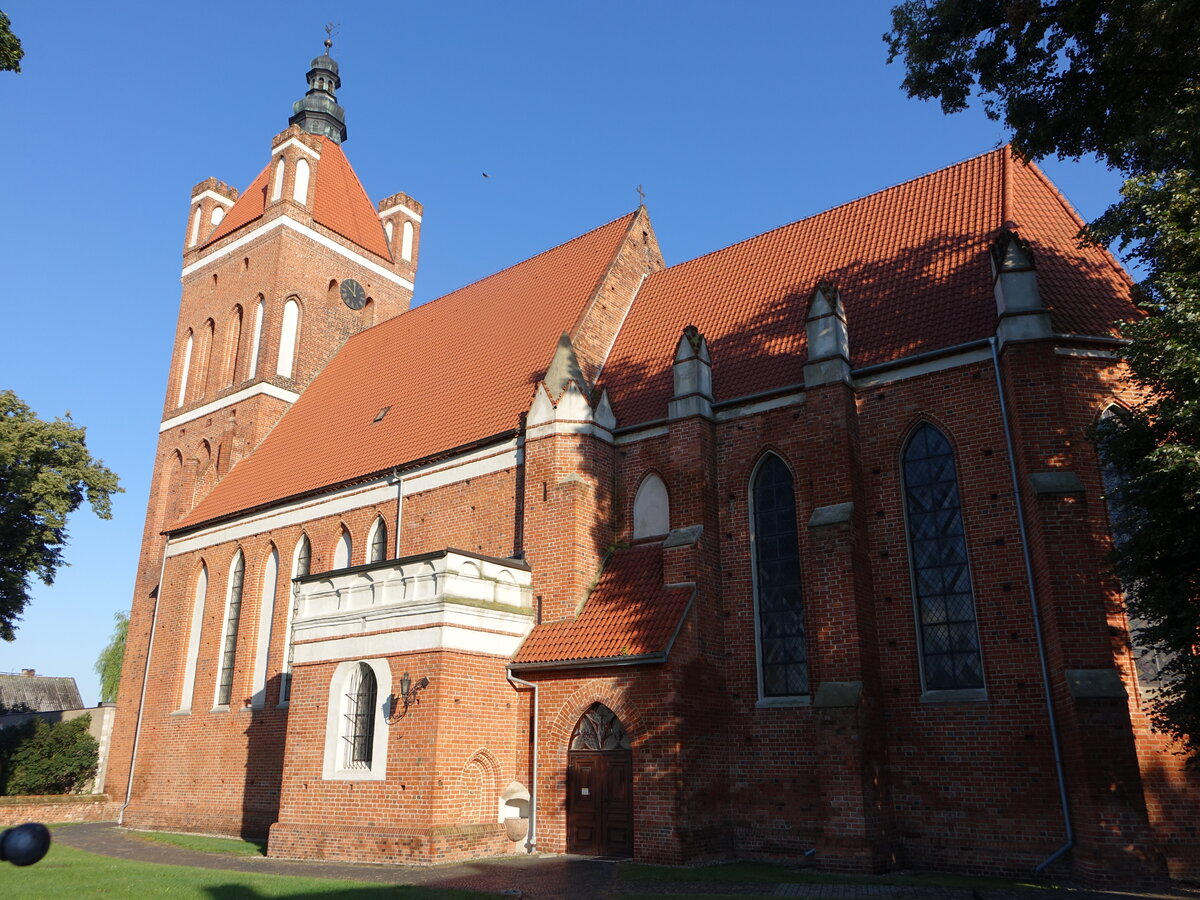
xmin=289 ymin=29 xmax=348 ymax=143
xmin=636 ymin=184 xmax=646 ymax=206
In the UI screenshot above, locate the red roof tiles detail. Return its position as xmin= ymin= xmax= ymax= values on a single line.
xmin=513 ymin=543 xmax=693 ymax=666
xmin=601 ymin=147 xmax=1135 ymax=427
xmin=202 ymin=138 xmax=391 ymax=259
xmin=175 ymin=213 xmax=637 ymax=530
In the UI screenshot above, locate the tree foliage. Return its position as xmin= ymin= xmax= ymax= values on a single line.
xmin=0 ymin=10 xmax=23 ymax=73
xmin=0 ymin=715 xmax=99 ymax=795
xmin=886 ymin=0 xmax=1200 ymax=757
xmin=0 ymin=390 xmax=121 ymax=641
xmin=94 ymin=611 xmax=129 ymax=703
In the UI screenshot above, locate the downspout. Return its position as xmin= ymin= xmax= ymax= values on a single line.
xmin=989 ymin=336 xmax=1073 ymax=871
xmin=119 ymin=537 xmax=170 ymax=825
xmin=391 ymin=467 xmax=404 ymax=558
xmin=506 ymin=669 xmax=538 ymax=854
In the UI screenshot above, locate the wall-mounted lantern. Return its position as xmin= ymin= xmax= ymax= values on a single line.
xmin=386 ymin=671 xmax=429 ymax=724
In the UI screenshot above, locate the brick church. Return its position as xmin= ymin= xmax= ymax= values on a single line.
xmin=109 ymin=46 xmax=1199 ymax=881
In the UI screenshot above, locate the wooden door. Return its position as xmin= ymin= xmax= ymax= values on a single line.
xmin=567 ymin=749 xmax=633 ymax=857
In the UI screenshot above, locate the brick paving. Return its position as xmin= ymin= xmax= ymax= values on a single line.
xmin=51 ymin=822 xmax=1200 ymax=900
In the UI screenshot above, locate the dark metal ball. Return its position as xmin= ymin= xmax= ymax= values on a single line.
xmin=0 ymin=822 xmax=52 ymax=866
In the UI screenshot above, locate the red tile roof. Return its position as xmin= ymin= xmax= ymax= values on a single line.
xmin=601 ymin=147 xmax=1135 ymax=427
xmin=512 ymin=543 xmax=694 ymax=667
xmin=174 ymin=213 xmax=637 ymax=530
xmin=202 ymin=137 xmax=391 ymax=259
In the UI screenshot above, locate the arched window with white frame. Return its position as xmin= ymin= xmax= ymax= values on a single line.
xmin=750 ymin=452 xmax=809 ymax=700
xmin=276 ymin=298 xmax=300 ymax=379
xmin=280 ymin=535 xmax=311 ymax=704
xmin=401 ymin=220 xmax=414 ymax=261
xmin=178 ymin=562 xmax=208 ymax=712
xmin=333 ymin=526 xmax=352 ymax=569
xmin=271 ymin=158 xmax=285 ymax=202
xmin=176 ymin=330 xmax=194 ymax=407
xmin=384 ymin=220 xmax=394 ymax=245
xmin=293 ymin=158 xmax=311 ymax=205
xmin=224 ymin=306 xmax=243 ymax=386
xmin=214 ymin=550 xmax=246 ymax=707
xmin=323 ymin=659 xmax=389 ymax=780
xmin=188 ymin=206 xmax=202 ymax=247
xmin=250 ymin=545 xmax=279 ymax=709
xmin=368 ymin=517 xmax=388 ymax=564
xmin=247 ymin=297 xmax=264 ymax=379
xmin=902 ymin=423 xmax=984 ymax=693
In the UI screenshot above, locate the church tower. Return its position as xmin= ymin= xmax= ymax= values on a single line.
xmin=128 ymin=41 xmax=423 ymax=621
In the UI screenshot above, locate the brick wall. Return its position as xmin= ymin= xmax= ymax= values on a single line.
xmin=0 ymin=795 xmax=117 ymax=828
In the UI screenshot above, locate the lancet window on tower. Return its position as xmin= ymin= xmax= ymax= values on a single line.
xmin=277 ymin=299 xmax=300 ymax=379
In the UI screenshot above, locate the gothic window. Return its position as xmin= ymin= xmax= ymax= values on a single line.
xmin=280 ymin=535 xmax=310 ymax=704
xmin=384 ymin=220 xmax=394 ymax=245
xmin=632 ymin=473 xmax=670 ymax=539
xmin=344 ymin=662 xmax=377 ymax=768
xmin=333 ymin=526 xmax=352 ymax=569
xmin=902 ymin=424 xmax=984 ymax=692
xmin=368 ymin=517 xmax=388 ymax=563
xmin=277 ymin=298 xmax=300 ymax=379
xmin=188 ymin=205 xmax=202 ymax=247
xmin=271 ymin=158 xmax=285 ymax=202
xmin=198 ymin=319 xmax=215 ymax=397
xmin=250 ymin=545 xmax=278 ymax=709
xmin=215 ymin=550 xmax=246 ymax=707
xmin=1098 ymin=406 xmax=1170 ymax=685
xmin=293 ymin=158 xmax=311 ymax=206
xmin=179 ymin=562 xmax=208 ymax=711
xmin=570 ymin=703 xmax=631 ymax=750
xmin=176 ymin=330 xmax=193 ymax=407
xmin=248 ymin=297 xmax=265 ymax=380
xmin=751 ymin=453 xmax=809 ymax=698
xmin=401 ymin=220 xmax=415 ymax=261
xmin=224 ymin=306 xmax=243 ymax=386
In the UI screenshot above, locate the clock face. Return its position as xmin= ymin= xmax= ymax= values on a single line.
xmin=340 ymin=278 xmax=367 ymax=310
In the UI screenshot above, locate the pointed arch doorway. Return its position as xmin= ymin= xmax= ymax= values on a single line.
xmin=567 ymin=703 xmax=633 ymax=857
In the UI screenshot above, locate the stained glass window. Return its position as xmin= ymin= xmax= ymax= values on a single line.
xmin=752 ymin=454 xmax=809 ymax=697
xmin=903 ymin=425 xmax=984 ymax=691
xmin=570 ymin=703 xmax=631 ymax=750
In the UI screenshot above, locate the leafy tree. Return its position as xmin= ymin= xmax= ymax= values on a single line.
xmin=94 ymin=611 xmax=129 ymax=703
xmin=0 ymin=10 xmax=22 ymax=73
xmin=886 ymin=1 xmax=1200 ymax=757
xmin=0 ymin=390 xmax=121 ymax=641
xmin=0 ymin=716 xmax=98 ymax=795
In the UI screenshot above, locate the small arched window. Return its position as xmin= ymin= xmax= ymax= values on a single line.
xmin=179 ymin=562 xmax=208 ymax=711
xmin=368 ymin=517 xmax=388 ymax=564
xmin=215 ymin=550 xmax=246 ymax=707
xmin=293 ymin=158 xmax=311 ymax=206
xmin=751 ymin=453 xmax=809 ymax=699
xmin=384 ymin=220 xmax=394 ymax=245
xmin=198 ymin=319 xmax=216 ymax=396
xmin=210 ymin=205 xmax=225 ymax=227
xmin=345 ymin=662 xmax=377 ymax=768
xmin=277 ymin=298 xmax=300 ymax=379
xmin=188 ymin=205 xmax=202 ymax=247
xmin=632 ymin=473 xmax=670 ymax=539
xmin=902 ymin=424 xmax=984 ymax=692
xmin=248 ymin=297 xmax=264 ymax=380
xmin=176 ymin=330 xmax=194 ymax=407
xmin=271 ymin=158 xmax=285 ymax=202
xmin=334 ymin=527 xmax=352 ymax=569
xmin=401 ymin=220 xmax=414 ymax=261
xmin=250 ymin=545 xmax=279 ymax=709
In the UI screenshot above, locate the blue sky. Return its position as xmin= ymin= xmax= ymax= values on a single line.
xmin=0 ymin=2 xmax=1126 ymax=705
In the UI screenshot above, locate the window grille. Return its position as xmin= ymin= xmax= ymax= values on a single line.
xmin=570 ymin=703 xmax=630 ymax=750
xmin=752 ymin=454 xmax=809 ymax=697
xmin=216 ymin=553 xmax=245 ymax=706
xmin=903 ymin=424 xmax=984 ymax=691
xmin=343 ymin=663 xmax=377 ymax=768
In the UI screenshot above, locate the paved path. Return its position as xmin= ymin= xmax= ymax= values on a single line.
xmin=51 ymin=822 xmax=1200 ymax=900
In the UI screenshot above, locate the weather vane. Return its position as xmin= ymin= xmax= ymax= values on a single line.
xmin=324 ymin=21 xmax=340 ymax=50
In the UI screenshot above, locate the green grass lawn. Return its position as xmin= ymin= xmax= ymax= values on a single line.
xmin=0 ymin=842 xmax=495 ymax=899
xmin=128 ymin=830 xmax=269 ymax=857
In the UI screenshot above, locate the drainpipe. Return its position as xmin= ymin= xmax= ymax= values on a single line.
xmin=390 ymin=468 xmax=403 ymax=558
xmin=506 ymin=669 xmax=538 ymax=854
xmin=119 ymin=537 xmax=170 ymax=825
xmin=989 ymin=337 xmax=1073 ymax=871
